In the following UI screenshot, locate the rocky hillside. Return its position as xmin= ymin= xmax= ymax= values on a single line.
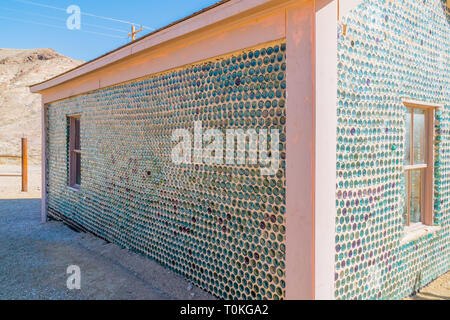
xmin=0 ymin=48 xmax=83 ymax=164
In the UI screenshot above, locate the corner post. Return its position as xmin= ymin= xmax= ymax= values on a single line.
xmin=285 ymin=1 xmax=316 ymax=300
xmin=41 ymin=102 xmax=47 ymax=223
xmin=314 ymin=0 xmax=338 ymax=300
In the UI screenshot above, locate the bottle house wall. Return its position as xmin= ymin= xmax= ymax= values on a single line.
xmin=45 ymin=41 xmax=288 ymax=300
xmin=335 ymin=0 xmax=449 ymax=299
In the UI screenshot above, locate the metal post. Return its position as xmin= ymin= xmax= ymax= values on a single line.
xmin=22 ymin=137 xmax=28 ymax=192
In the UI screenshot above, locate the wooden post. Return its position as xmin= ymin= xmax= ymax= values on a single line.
xmin=21 ymin=137 xmax=28 ymax=192
xmin=128 ymin=25 xmax=143 ymax=41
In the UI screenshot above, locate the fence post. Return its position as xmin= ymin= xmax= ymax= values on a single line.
xmin=22 ymin=137 xmax=28 ymax=192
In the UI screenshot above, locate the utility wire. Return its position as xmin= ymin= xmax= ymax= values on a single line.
xmin=0 ymin=15 xmax=127 ymax=39
xmin=12 ymin=0 xmax=155 ymax=30
xmin=0 ymin=5 xmax=129 ymax=34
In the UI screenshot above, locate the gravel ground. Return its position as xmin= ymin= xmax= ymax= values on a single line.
xmin=404 ymin=271 xmax=450 ymax=300
xmin=0 ymin=198 xmax=215 ymax=300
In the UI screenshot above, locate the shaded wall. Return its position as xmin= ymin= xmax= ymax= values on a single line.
xmin=46 ymin=41 xmax=287 ymax=299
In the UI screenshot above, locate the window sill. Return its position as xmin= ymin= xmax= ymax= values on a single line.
xmin=400 ymin=223 xmax=441 ymax=245
xmin=67 ymin=186 xmax=81 ymax=192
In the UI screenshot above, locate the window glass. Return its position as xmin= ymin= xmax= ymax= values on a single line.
xmin=403 ymin=105 xmax=435 ymax=227
xmin=68 ymin=116 xmax=81 ymax=187
xmin=404 ymin=172 xmax=409 ymax=224
xmin=410 ymin=170 xmax=422 ymax=224
xmin=404 ymin=109 xmax=411 ymax=165
xmin=413 ymin=109 xmax=426 ymax=165
xmin=75 ymin=153 xmax=81 ymax=186
xmin=74 ymin=118 xmax=81 ymax=150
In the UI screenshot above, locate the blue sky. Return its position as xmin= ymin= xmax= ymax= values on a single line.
xmin=0 ymin=0 xmax=219 ymax=61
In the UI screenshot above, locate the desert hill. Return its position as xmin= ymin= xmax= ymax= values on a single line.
xmin=0 ymin=48 xmax=83 ymax=164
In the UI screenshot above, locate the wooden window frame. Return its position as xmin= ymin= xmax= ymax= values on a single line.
xmin=403 ymin=99 xmax=441 ymax=227
xmin=68 ymin=114 xmax=81 ymax=189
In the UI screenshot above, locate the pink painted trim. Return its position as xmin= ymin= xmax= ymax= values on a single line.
xmin=30 ymin=0 xmax=285 ymax=93
xmin=39 ymin=10 xmax=286 ymax=104
xmin=41 ymin=102 xmax=47 ymax=223
xmin=314 ymin=0 xmax=337 ymax=300
xmin=285 ymin=2 xmax=315 ymax=300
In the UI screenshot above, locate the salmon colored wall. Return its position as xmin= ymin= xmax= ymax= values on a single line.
xmin=285 ymin=1 xmax=315 ymax=300
xmin=314 ymin=0 xmax=337 ymax=300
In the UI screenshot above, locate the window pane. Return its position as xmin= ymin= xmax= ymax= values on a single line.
xmin=410 ymin=170 xmax=422 ymax=223
xmin=413 ymin=109 xmax=426 ymax=165
xmin=74 ymin=118 xmax=81 ymax=150
xmin=75 ymin=153 xmax=81 ymax=185
xmin=404 ymin=109 xmax=411 ymax=165
xmin=404 ymin=172 xmax=409 ymax=224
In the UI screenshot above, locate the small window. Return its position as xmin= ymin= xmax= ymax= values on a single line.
xmin=403 ymin=102 xmax=436 ymax=227
xmin=68 ymin=115 xmax=81 ymax=188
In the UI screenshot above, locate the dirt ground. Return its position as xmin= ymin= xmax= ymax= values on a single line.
xmin=404 ymin=271 xmax=450 ymax=300
xmin=0 ymin=198 xmax=215 ymax=300
xmin=0 ymin=164 xmax=41 ymax=199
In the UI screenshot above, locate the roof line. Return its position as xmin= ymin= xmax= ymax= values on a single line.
xmin=30 ymin=0 xmax=232 ymax=89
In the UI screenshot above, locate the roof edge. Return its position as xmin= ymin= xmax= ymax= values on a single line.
xmin=30 ymin=0 xmax=283 ymax=93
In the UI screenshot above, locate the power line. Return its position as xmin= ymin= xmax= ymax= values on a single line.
xmin=12 ymin=0 xmax=155 ymax=30
xmin=0 ymin=14 xmax=67 ymax=30
xmin=0 ymin=15 xmax=127 ymax=39
xmin=0 ymin=5 xmax=129 ymax=34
